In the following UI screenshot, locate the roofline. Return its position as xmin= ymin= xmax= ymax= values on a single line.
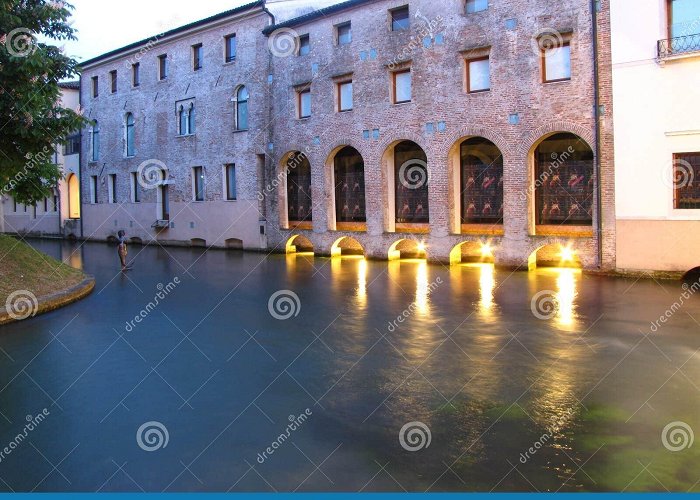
xmin=262 ymin=0 xmax=377 ymax=35
xmin=80 ymin=0 xmax=266 ymax=68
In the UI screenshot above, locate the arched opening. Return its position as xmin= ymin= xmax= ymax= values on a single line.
xmin=191 ymin=238 xmax=207 ymax=247
xmin=286 ymin=235 xmax=314 ymax=255
xmin=528 ymin=243 xmax=582 ymax=271
xmin=130 ymin=237 xmax=143 ymax=245
xmin=332 ymin=146 xmax=366 ymax=231
xmin=682 ymin=267 xmax=700 ymax=285
xmin=67 ymin=174 xmax=80 ymax=219
xmin=387 ymin=140 xmax=429 ymax=233
xmin=225 ymin=238 xmax=243 ymax=250
xmin=388 ymin=239 xmax=427 ymax=261
xmin=459 ymin=137 xmax=503 ymax=229
xmin=331 ymin=237 xmax=365 ymax=257
xmin=449 ymin=240 xmax=495 ymax=265
xmin=286 ymin=151 xmax=312 ymax=229
xmin=533 ymin=133 xmax=594 ymax=230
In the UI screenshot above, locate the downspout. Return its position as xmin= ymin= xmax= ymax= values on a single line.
xmin=591 ymin=0 xmax=603 ymax=269
xmin=262 ymin=0 xmax=276 ymax=25
xmin=78 ymin=79 xmax=85 ymax=240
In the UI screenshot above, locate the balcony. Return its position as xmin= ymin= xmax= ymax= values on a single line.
xmin=658 ymin=33 xmax=700 ymax=60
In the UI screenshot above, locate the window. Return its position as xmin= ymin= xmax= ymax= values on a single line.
xmin=338 ymin=81 xmax=353 ymax=112
xmin=188 ymin=103 xmax=196 ymax=134
xmin=337 ymin=22 xmax=352 ymax=45
xmin=193 ymin=166 xmax=204 ymax=201
xmin=467 ymin=57 xmax=490 ymax=92
xmin=178 ymin=103 xmax=195 ymax=135
xmin=460 ymin=137 xmax=503 ymax=224
xmin=299 ymin=34 xmax=310 ymax=56
xmin=668 ymin=0 xmax=700 ymax=38
xmin=225 ymin=164 xmax=237 ymax=200
xmin=287 ymin=153 xmax=312 ymax=223
xmin=53 ymin=192 xmax=58 ymax=212
xmin=132 ymin=63 xmax=140 ymax=87
xmin=91 ymin=121 xmax=100 ymax=162
xmin=90 ymin=176 xmax=98 ymax=204
xmin=395 ymin=141 xmax=429 ymax=224
xmin=192 ymin=43 xmax=203 ymax=70
xmin=299 ymin=88 xmax=311 ymax=118
xmin=126 ymin=113 xmax=135 ymax=156
xmin=110 ymin=70 xmax=117 ymax=93
xmin=235 ymin=86 xmax=249 ymax=130
xmin=391 ymin=6 xmax=410 ymax=31
xmin=542 ymin=42 xmax=571 ymax=82
xmin=131 ymin=172 xmax=141 ymax=203
xmin=225 ymin=34 xmax=237 ymax=62
xmin=63 ymin=134 xmax=80 ymax=156
xmin=466 ymin=0 xmax=488 ymax=13
xmin=108 ymin=174 xmax=117 ymax=203
xmin=158 ymin=54 xmax=169 ymax=80
xmin=92 ymin=76 xmax=99 ymax=98
xmin=393 ymin=70 xmax=412 ymax=103
xmin=673 ymin=153 xmax=700 ymax=209
xmin=334 ymin=147 xmax=366 ymax=223
xmin=67 ymin=174 xmax=80 ymax=218
xmin=179 ymin=105 xmax=187 ymax=135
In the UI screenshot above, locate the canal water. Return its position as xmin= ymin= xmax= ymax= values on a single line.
xmin=0 ymin=239 xmax=699 ymax=492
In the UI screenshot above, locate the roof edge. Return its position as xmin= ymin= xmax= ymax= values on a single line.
xmin=262 ymin=0 xmax=377 ymax=35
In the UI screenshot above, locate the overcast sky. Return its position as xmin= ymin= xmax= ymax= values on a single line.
xmin=60 ymin=0 xmax=251 ymax=62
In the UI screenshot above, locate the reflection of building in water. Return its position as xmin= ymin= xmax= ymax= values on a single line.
xmin=61 ymin=243 xmax=84 ymax=270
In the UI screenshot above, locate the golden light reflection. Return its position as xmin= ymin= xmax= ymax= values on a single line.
xmin=555 ymin=267 xmax=578 ymax=328
xmin=415 ymin=259 xmax=429 ymax=316
xmin=357 ymin=258 xmax=368 ymax=307
xmin=478 ymin=263 xmax=495 ymax=315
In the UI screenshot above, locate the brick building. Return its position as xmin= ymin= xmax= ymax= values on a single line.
xmin=77 ymin=0 xmax=615 ymax=270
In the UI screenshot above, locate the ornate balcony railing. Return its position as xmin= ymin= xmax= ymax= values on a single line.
xmin=658 ymin=33 xmax=700 ymax=59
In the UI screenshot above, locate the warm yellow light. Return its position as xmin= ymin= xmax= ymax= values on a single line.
xmin=560 ymin=246 xmax=575 ymax=262
xmin=481 ymin=244 xmax=493 ymax=257
xmin=417 ymin=242 xmax=427 ymax=253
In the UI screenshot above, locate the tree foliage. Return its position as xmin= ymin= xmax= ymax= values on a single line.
xmin=0 ymin=0 xmax=86 ymax=204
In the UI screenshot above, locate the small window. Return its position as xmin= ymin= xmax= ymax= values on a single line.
xmin=179 ymin=105 xmax=187 ymax=135
xmin=393 ymin=70 xmax=412 ymax=103
xmin=158 ymin=54 xmax=169 ymax=80
xmin=92 ymin=76 xmax=99 ymax=98
xmin=225 ymin=34 xmax=237 ymax=62
xmin=337 ymin=22 xmax=352 ymax=45
xmin=542 ymin=42 xmax=571 ymax=82
xmin=91 ymin=121 xmax=100 ymax=162
xmin=192 ymin=43 xmax=203 ymax=71
xmin=90 ymin=176 xmax=98 ymax=204
xmin=131 ymin=172 xmax=141 ymax=203
xmin=338 ymin=81 xmax=353 ymax=112
xmin=193 ymin=166 xmax=204 ymax=201
xmin=132 ymin=63 xmax=140 ymax=87
xmin=467 ymin=57 xmax=490 ymax=92
xmin=391 ymin=6 xmax=410 ymax=31
xmin=110 ymin=70 xmax=117 ymax=93
xmin=299 ymin=34 xmax=310 ymax=56
xmin=188 ymin=103 xmax=196 ymax=134
xmin=108 ymin=174 xmax=117 ymax=203
xmin=673 ymin=152 xmax=700 ymax=209
xmin=299 ymin=89 xmax=311 ymax=118
xmin=466 ymin=0 xmax=488 ymax=13
xmin=178 ymin=103 xmax=195 ymax=135
xmin=63 ymin=134 xmax=80 ymax=156
xmin=126 ymin=113 xmax=135 ymax=156
xmin=235 ymin=86 xmax=249 ymax=131
xmin=225 ymin=164 xmax=237 ymax=200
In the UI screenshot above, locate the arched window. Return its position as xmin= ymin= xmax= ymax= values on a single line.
xmin=287 ymin=152 xmax=312 ymax=223
xmin=67 ymin=174 xmax=80 ymax=219
xmin=535 ymin=133 xmax=594 ymax=226
xmin=91 ymin=121 xmax=100 ymax=161
xmin=235 ymin=86 xmax=249 ymax=131
xmin=395 ymin=141 xmax=429 ymax=224
xmin=188 ymin=103 xmax=195 ymax=134
xmin=461 ymin=137 xmax=503 ymax=224
xmin=125 ymin=113 xmax=135 ymax=156
xmin=334 ymin=147 xmax=366 ymax=224
xmin=178 ymin=105 xmax=187 ymax=135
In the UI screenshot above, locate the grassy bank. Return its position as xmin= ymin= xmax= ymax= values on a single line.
xmin=0 ymin=235 xmax=86 ymax=299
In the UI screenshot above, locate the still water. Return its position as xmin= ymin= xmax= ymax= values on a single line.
xmin=0 ymin=239 xmax=699 ymax=492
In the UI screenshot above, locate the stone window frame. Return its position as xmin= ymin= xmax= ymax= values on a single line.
xmin=335 ymin=21 xmax=352 ymax=46
xmin=298 ymin=34 xmax=311 ymax=57
xmin=224 ymin=33 xmax=237 ymax=63
xmin=389 ymin=5 xmax=410 ymax=32
xmin=132 ymin=62 xmax=140 ymax=87
xmin=91 ymin=76 xmax=99 ymax=98
xmin=109 ymin=70 xmax=117 ymax=93
xmin=538 ymin=31 xmax=574 ymax=84
xmin=460 ymin=45 xmax=491 ymax=93
xmin=158 ymin=54 xmax=169 ymax=81
xmin=192 ymin=166 xmax=205 ymax=202
xmin=223 ymin=163 xmax=237 ymax=201
xmin=233 ymin=85 xmax=250 ymax=131
xmin=192 ymin=43 xmax=203 ymax=71
xmin=125 ymin=112 xmax=136 ymax=157
xmin=90 ymin=121 xmax=100 ymax=163
xmin=108 ymin=173 xmax=117 ymax=204
xmin=465 ymin=0 xmax=489 ymax=14
xmin=390 ymin=64 xmax=412 ymax=104
xmin=176 ymin=98 xmax=196 ymax=136
xmin=130 ymin=171 xmax=141 ymax=203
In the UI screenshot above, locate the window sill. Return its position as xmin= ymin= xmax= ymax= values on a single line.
xmin=176 ymin=134 xmax=196 ymax=138
xmin=232 ymin=129 xmax=249 ymax=134
xmin=338 ymin=109 xmax=353 ymax=114
xmin=394 ymin=223 xmax=430 ymax=234
xmin=335 ymin=222 xmax=367 ymax=232
xmin=467 ymin=89 xmax=491 ymax=95
xmin=535 ymin=225 xmax=594 ymax=237
xmin=392 ymin=100 xmax=413 ymax=106
xmin=289 ymin=221 xmax=313 ymax=230
xmin=460 ymin=224 xmax=504 ymax=235
xmin=542 ymin=78 xmax=572 ymax=85
xmin=223 ymin=199 xmax=238 ymax=202
xmin=298 ymin=116 xmax=311 ymax=121
xmin=223 ymin=59 xmax=237 ymax=66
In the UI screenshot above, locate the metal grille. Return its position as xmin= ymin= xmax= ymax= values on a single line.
xmin=658 ymin=33 xmax=700 ymax=59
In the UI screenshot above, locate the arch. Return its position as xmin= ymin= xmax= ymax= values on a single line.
xmin=331 ymin=237 xmax=365 ymax=257
xmin=225 ymin=238 xmax=243 ymax=250
xmin=442 ymin=126 xmax=512 ymax=161
xmin=528 ymin=243 xmax=582 ymax=270
xmin=328 ymin=146 xmax=366 ymax=231
xmin=388 ymin=238 xmax=427 ymax=261
xmin=284 ymin=151 xmax=312 ymax=227
xmin=381 ymin=140 xmax=429 ymax=233
xmin=286 ymin=235 xmax=314 ymax=254
xmin=67 ymin=173 xmax=80 ymax=219
xmin=191 ymin=238 xmax=207 ymax=248
xmin=519 ymin=122 xmax=596 ymax=159
xmin=234 ymin=85 xmax=249 ymax=131
xmin=449 ymin=240 xmax=495 ymax=265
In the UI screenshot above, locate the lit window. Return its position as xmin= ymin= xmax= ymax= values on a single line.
xmin=337 ymin=22 xmax=352 ymax=45
xmin=673 ymin=153 xmax=700 ymax=209
xmin=225 ymin=34 xmax=237 ymax=62
xmin=338 ymin=81 xmax=353 ymax=112
xmin=235 ymin=86 xmax=249 ymax=130
xmin=391 ymin=6 xmax=410 ymax=31
xmin=126 ymin=113 xmax=135 ymax=156
xmin=132 ymin=63 xmax=140 ymax=87
xmin=299 ymin=89 xmax=311 ymax=118
xmin=466 ymin=0 xmax=488 ymax=13
xmin=158 ymin=54 xmax=168 ymax=80
xmin=193 ymin=166 xmax=204 ymax=201
xmin=225 ymin=164 xmax=237 ymax=201
xmin=299 ymin=34 xmax=310 ymax=56
xmin=542 ymin=43 xmax=571 ymax=82
xmin=393 ymin=70 xmax=412 ymax=103
xmin=192 ymin=43 xmax=203 ymax=70
xmin=467 ymin=57 xmax=490 ymax=92
xmin=110 ymin=70 xmax=117 ymax=93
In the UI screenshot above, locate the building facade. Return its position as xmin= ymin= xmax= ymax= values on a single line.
xmin=611 ymin=0 xmax=700 ymax=274
xmin=76 ymin=0 xmax=615 ymax=270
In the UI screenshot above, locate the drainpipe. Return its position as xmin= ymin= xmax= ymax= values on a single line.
xmin=591 ymin=0 xmax=604 ymax=269
xmin=78 ymin=80 xmax=85 ymax=240
xmin=262 ymin=0 xmax=276 ymax=26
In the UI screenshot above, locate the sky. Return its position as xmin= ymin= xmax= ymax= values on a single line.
xmin=59 ymin=0 xmax=252 ymax=62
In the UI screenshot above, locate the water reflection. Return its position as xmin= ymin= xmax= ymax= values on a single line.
xmin=61 ymin=242 xmax=84 ymax=270
xmin=556 ymin=268 xmax=579 ymax=328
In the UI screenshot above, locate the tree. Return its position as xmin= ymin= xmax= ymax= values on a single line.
xmin=0 ymin=0 xmax=86 ymax=205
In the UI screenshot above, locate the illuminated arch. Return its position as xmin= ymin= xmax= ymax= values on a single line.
xmin=449 ymin=240 xmax=495 ymax=265
xmin=528 ymin=243 xmax=582 ymax=271
xmin=331 ymin=236 xmax=365 ymax=257
xmin=388 ymin=238 xmax=427 ymax=261
xmin=286 ymin=235 xmax=314 ymax=255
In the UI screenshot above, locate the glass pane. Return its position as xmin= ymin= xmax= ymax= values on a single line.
xmin=287 ymin=153 xmax=312 ymax=222
xmin=466 ymin=0 xmax=488 ymax=13
xmin=395 ymin=71 xmax=412 ymax=102
xmin=299 ymin=36 xmax=310 ymax=56
xmin=227 ymin=165 xmax=237 ymax=200
xmin=227 ymin=36 xmax=237 ymax=61
xmin=395 ymin=141 xmax=429 ymax=224
xmin=340 ymin=82 xmax=353 ymax=111
xmin=189 ymin=106 xmax=196 ymax=134
xmin=469 ymin=59 xmax=490 ymax=91
xmin=544 ymin=45 xmax=571 ymax=81
xmin=392 ymin=8 xmax=409 ymax=31
xmin=334 ymin=147 xmax=366 ymax=223
xmin=461 ymin=138 xmax=503 ymax=224
xmin=670 ymin=0 xmax=700 ymax=38
xmin=338 ymin=24 xmax=352 ymax=45
xmin=179 ymin=109 xmax=187 ymax=135
xmin=238 ymin=101 xmax=248 ymax=130
xmin=300 ymin=91 xmax=311 ymax=117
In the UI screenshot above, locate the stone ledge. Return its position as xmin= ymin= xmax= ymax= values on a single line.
xmin=0 ymin=276 xmax=95 ymax=326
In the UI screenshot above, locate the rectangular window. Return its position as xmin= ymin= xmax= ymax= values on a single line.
xmin=225 ymin=34 xmax=237 ymax=62
xmin=53 ymin=193 xmax=58 ymax=212
xmin=299 ymin=34 xmax=310 ymax=56
xmin=668 ymin=0 xmax=700 ymax=38
xmin=108 ymin=174 xmax=117 ymax=203
xmin=467 ymin=57 xmax=490 ymax=92
xmin=193 ymin=166 xmax=204 ymax=201
xmin=225 ymin=164 xmax=237 ymax=201
xmin=338 ymin=81 xmax=353 ymax=112
xmin=131 ymin=172 xmax=141 ymax=203
xmin=393 ymin=70 xmax=412 ymax=103
xmin=158 ymin=54 xmax=169 ymax=80
xmin=299 ymin=89 xmax=311 ymax=118
xmin=674 ymin=152 xmax=700 ymax=209
xmin=43 ymin=197 xmax=48 ymax=213
xmin=543 ymin=43 xmax=571 ymax=82
xmin=466 ymin=0 xmax=488 ymax=13
xmin=192 ymin=43 xmax=203 ymax=71
xmin=90 ymin=176 xmax=98 ymax=204
xmin=132 ymin=63 xmax=140 ymax=87
xmin=110 ymin=70 xmax=117 ymax=93
xmin=13 ymin=199 xmax=17 ymax=212
xmin=63 ymin=134 xmax=81 ymax=156
xmin=337 ymin=22 xmax=352 ymax=45
xmin=92 ymin=76 xmax=99 ymax=98
xmin=391 ymin=6 xmax=410 ymax=31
